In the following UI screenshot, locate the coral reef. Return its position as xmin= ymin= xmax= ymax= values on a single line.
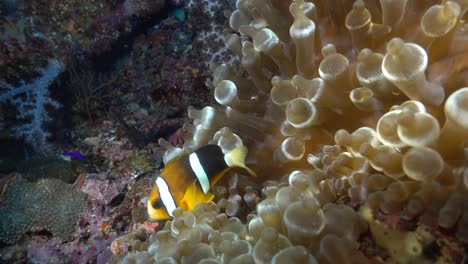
xmin=25 ymin=171 xmax=132 ymax=264
xmin=1 ymin=0 xmax=223 ymax=262
xmin=0 ymin=0 xmax=165 ymax=70
xmin=0 ymin=174 xmax=86 ymax=244
xmin=0 ymin=0 xmax=169 ymax=152
xmin=121 ymin=18 xmax=214 ymax=112
xmin=1 ymin=0 xmax=467 ymax=263
xmin=77 ymin=15 xmax=217 ymax=148
xmin=82 ymin=120 xmax=157 ymax=177
xmin=16 ymin=121 xmax=160 ymax=263
xmin=115 ymin=0 xmax=468 ymax=263
xmin=65 ymin=64 xmax=120 ymax=122
xmin=13 ymin=156 xmax=86 ymax=183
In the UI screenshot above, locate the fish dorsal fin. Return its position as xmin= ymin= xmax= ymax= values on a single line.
xmin=164 ymin=154 xmax=182 ymax=168
xmin=182 ymin=181 xmax=215 ymax=210
xmin=224 ymin=145 xmax=256 ymax=176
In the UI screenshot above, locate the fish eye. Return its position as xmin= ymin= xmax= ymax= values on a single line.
xmin=152 ymin=199 xmax=163 ymax=209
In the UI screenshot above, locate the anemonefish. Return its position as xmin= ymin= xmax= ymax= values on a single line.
xmin=147 ymin=144 xmax=256 ymax=220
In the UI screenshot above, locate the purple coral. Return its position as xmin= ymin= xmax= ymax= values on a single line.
xmin=0 ymin=59 xmax=64 ymax=154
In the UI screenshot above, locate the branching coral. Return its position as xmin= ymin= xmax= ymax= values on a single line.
xmin=119 ymin=0 xmax=467 ymax=262
xmin=0 ymin=59 xmax=63 ymax=154
xmin=65 ymin=63 xmax=118 ymax=122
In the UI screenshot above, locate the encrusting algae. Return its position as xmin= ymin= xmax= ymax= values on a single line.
xmin=120 ymin=0 xmax=468 ymax=263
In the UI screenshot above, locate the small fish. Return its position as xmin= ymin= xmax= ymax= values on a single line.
xmin=147 ymin=144 xmax=255 ymax=220
xmin=73 ymin=173 xmax=87 ymax=189
xmin=61 ymin=151 xmax=85 ymax=160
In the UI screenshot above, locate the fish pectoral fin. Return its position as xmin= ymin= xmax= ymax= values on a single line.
xmin=201 ymin=191 xmax=215 ymax=203
xmin=182 ymin=181 xmax=215 ymax=210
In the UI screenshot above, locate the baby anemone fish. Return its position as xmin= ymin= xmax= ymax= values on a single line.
xmin=147 ymin=144 xmax=255 ymax=220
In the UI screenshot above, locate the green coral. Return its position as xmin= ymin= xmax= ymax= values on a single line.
xmin=0 ymin=175 xmax=86 ymax=244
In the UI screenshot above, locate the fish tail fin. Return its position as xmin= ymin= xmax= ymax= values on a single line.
xmin=225 ymin=145 xmax=256 ymax=176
